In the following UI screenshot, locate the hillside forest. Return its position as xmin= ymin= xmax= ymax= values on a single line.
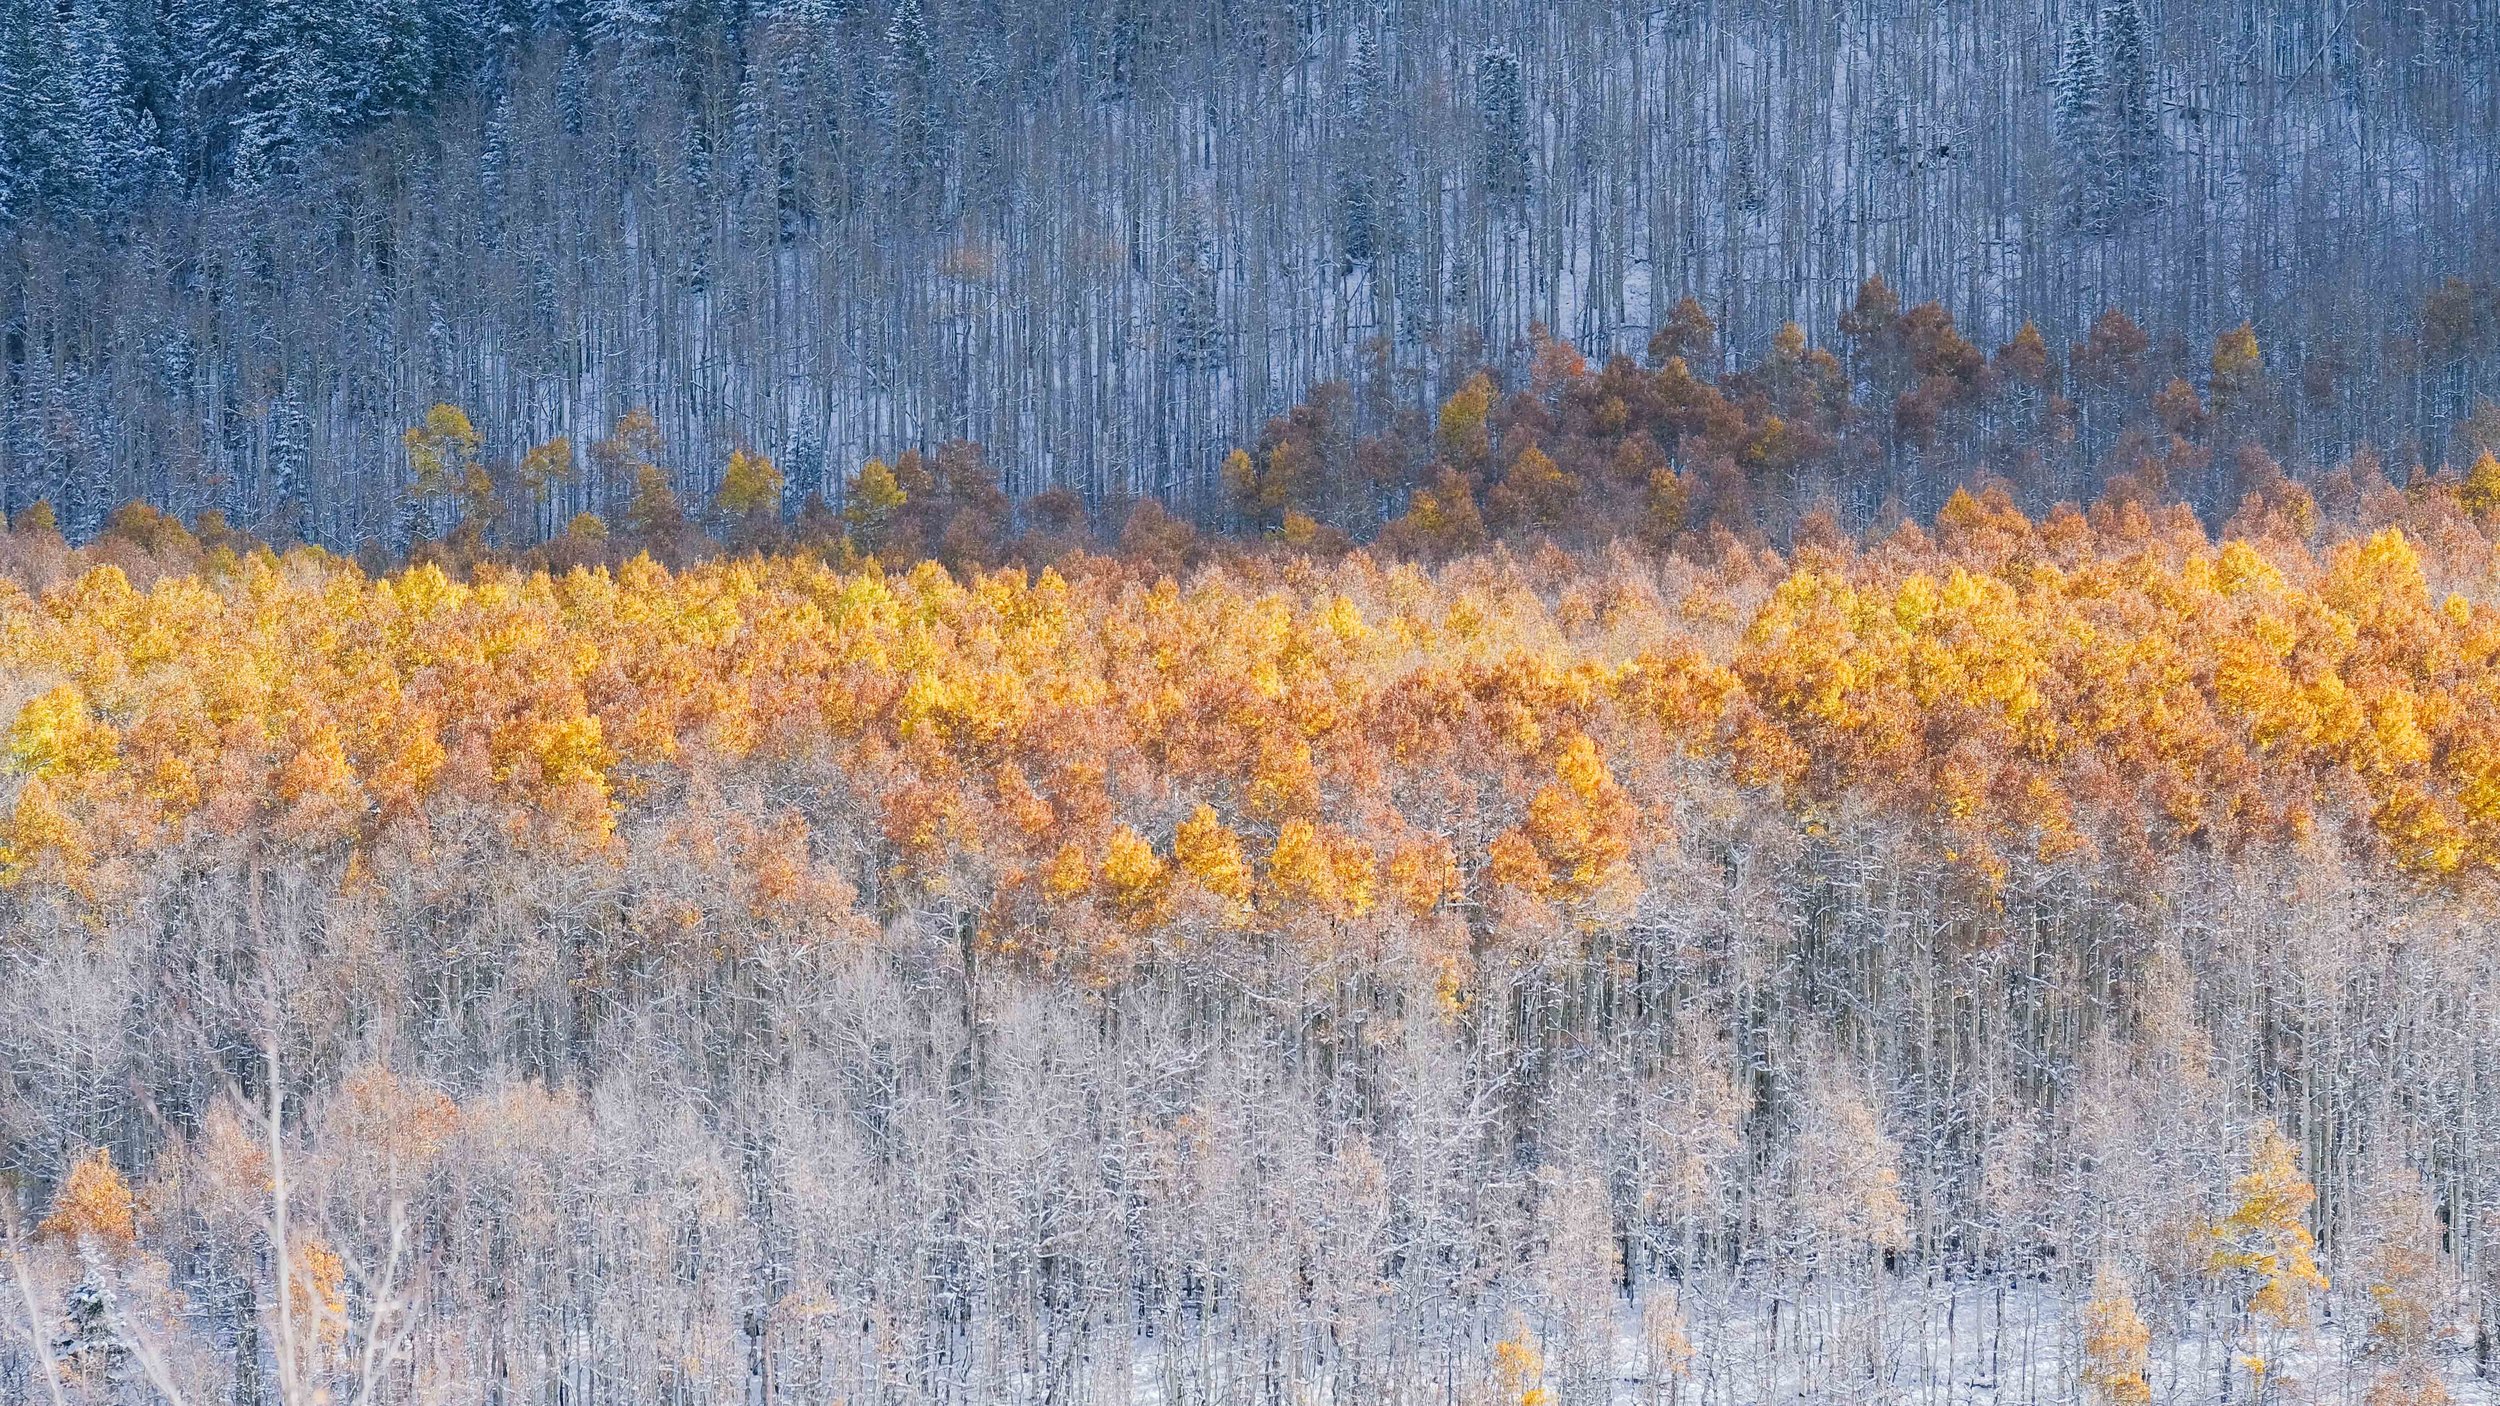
xmin=7 ymin=1 xmax=2500 ymax=1404
xmin=3 ymin=0 xmax=2498 ymax=541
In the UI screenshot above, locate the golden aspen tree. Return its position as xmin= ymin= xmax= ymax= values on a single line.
xmin=1385 ymin=834 xmax=1457 ymax=916
xmin=716 ymin=448 xmax=785 ymax=520
xmin=843 ymin=458 xmax=908 ymax=553
xmin=1382 ymin=467 xmax=1487 ymax=557
xmin=1488 ymin=445 xmax=1577 ymax=531
xmin=1219 ymin=447 xmax=1258 ymax=505
xmin=1041 ymin=840 xmax=1092 ymax=901
xmin=1494 ymin=733 xmax=1637 ymax=904
xmin=1436 ymin=372 xmax=1497 ymax=470
xmin=2080 ymin=1270 xmax=2153 ymax=1406
xmin=624 ymin=464 xmax=687 ymax=544
xmin=1640 ymin=1295 xmax=1694 ymax=1406
xmin=2205 ymin=1126 xmax=2329 ymax=1397
xmin=1097 ymin=824 xmax=1170 ymax=926
xmin=1636 ymin=464 xmax=1689 ymax=546
xmin=2210 ymin=323 xmax=2266 ymax=419
xmin=1173 ymin=803 xmax=1253 ymax=914
xmin=288 ymin=1237 xmax=348 ymax=1351
xmin=2458 ymin=451 xmax=2500 ymax=522
xmin=517 ymin=436 xmax=576 ymax=500
xmin=10 ymin=686 xmax=119 ymax=778
xmin=38 ymin=1150 xmax=137 ymax=1250
xmin=1491 ymin=1323 xmax=1552 ymax=1406
xmin=1648 ymin=295 xmax=1717 ymax=367
xmin=402 ymin=403 xmax=483 ymax=498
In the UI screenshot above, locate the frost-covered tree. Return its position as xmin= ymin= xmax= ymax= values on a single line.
xmin=2100 ymin=0 xmax=2162 ymax=223
xmin=1476 ymin=46 xmax=1529 ymax=208
xmin=2054 ymin=16 xmax=2106 ymax=231
xmin=881 ymin=0 xmax=943 ymax=208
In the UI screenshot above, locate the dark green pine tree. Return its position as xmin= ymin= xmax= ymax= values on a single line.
xmin=2054 ymin=16 xmax=2106 ymax=232
xmin=882 ymin=0 xmax=943 ymax=210
xmin=1476 ymin=46 xmax=1529 ymax=209
xmin=2101 ymin=0 xmax=2162 ymax=222
xmin=1336 ymin=33 xmax=1383 ymax=271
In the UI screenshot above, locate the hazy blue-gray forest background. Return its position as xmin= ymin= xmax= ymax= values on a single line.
xmin=4 ymin=0 xmax=2497 ymax=546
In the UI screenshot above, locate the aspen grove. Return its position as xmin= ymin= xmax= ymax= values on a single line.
xmin=6 ymin=0 xmax=2500 ymax=1399
xmin=4 ymin=453 xmax=2500 ymax=1401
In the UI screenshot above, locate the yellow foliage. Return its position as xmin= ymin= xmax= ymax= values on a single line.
xmin=2463 ymin=452 xmax=2500 ymax=522
xmin=9 ymin=489 xmax=2500 ymax=949
xmin=1387 ymin=834 xmax=1457 ymax=915
xmin=535 ymin=714 xmax=612 ymax=789
xmin=1099 ymin=824 xmax=1170 ymax=924
xmin=2211 ymin=323 xmax=2265 ymax=414
xmin=1174 ymin=803 xmax=1253 ymax=910
xmin=2368 ymin=1364 xmax=2452 ymax=1406
xmin=40 ymin=1147 xmax=137 ymax=1248
xmin=717 ymin=448 xmax=785 ymax=518
xmin=290 ymin=1235 xmax=349 ymax=1348
xmin=1 ymin=776 xmax=89 ymax=886
xmin=1641 ymin=1295 xmax=1694 ymax=1384
xmin=1220 ymin=449 xmax=1260 ymax=509
xmin=10 ymin=684 xmax=120 ymax=777
xmin=1437 ymin=372 xmax=1497 ymax=468
xmin=1042 ymin=841 xmax=1093 ymax=900
xmin=1266 ymin=819 xmax=1336 ymax=910
xmin=844 ymin=458 xmax=909 ymax=543
xmin=518 ymin=437 xmax=576 ymax=495
xmin=404 ymin=403 xmax=483 ymax=497
xmin=2080 ymin=1275 xmax=2152 ymax=1406
xmin=1498 ymin=733 xmax=1636 ymax=900
xmin=2206 ymin=1126 xmax=2330 ymax=1328
xmin=334 ymin=1065 xmax=461 ymax=1170
xmin=1491 ymin=1326 xmax=1551 ymax=1406
xmin=626 ymin=465 xmax=686 ymax=539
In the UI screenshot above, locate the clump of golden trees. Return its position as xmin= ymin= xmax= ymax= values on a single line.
xmin=12 ymin=470 xmax=2500 ymax=943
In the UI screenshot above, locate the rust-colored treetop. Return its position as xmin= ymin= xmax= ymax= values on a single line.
xmin=9 ymin=481 xmax=2500 ymax=965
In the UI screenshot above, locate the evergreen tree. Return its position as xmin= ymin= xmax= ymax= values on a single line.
xmin=1170 ymin=200 xmax=1222 ymax=368
xmin=1476 ymin=46 xmax=1529 ymax=208
xmin=1729 ymin=129 xmax=1765 ymax=214
xmin=2054 ymin=16 xmax=2106 ymax=232
xmin=881 ymin=0 xmax=942 ymax=207
xmin=0 ymin=0 xmax=165 ymax=223
xmin=164 ymin=0 xmax=250 ymax=184
xmin=353 ymin=0 xmax=439 ymax=122
xmin=0 ymin=0 xmax=50 ymax=224
xmin=74 ymin=0 xmax=169 ymax=215
xmin=480 ymin=86 xmax=513 ymax=235
xmin=2101 ymin=0 xmax=2161 ymax=222
xmin=268 ymin=383 xmax=311 ymax=538
xmin=1335 ymin=34 xmax=1381 ymax=271
xmin=234 ymin=0 xmax=359 ymax=179
xmin=588 ymin=0 xmax=678 ymax=52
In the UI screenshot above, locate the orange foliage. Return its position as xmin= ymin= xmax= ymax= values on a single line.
xmin=40 ymin=1147 xmax=138 ymax=1248
xmin=12 ymin=492 xmax=2500 ymax=977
